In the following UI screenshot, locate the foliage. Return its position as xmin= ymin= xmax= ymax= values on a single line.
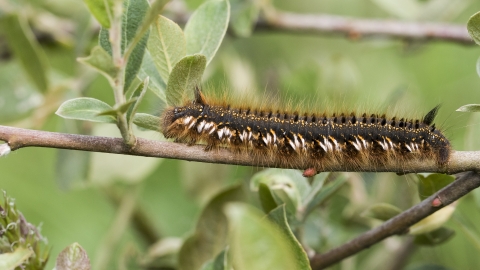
xmin=1 ymin=0 xmax=480 ymax=269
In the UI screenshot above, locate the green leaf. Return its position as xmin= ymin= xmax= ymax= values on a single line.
xmin=148 ymin=15 xmax=186 ymax=83
xmin=83 ymin=0 xmax=113 ymax=28
xmin=477 ymin=57 xmax=480 ymax=78
xmin=267 ymin=205 xmax=311 ymax=270
xmin=138 ymin=49 xmax=167 ymax=103
xmin=0 ymin=247 xmax=33 ymax=269
xmin=132 ymin=113 xmax=161 ymax=131
xmin=122 ymin=0 xmax=150 ymax=91
xmin=409 ymin=205 xmax=456 ymax=235
xmin=178 ymin=185 xmax=244 ymax=270
xmin=0 ymin=14 xmax=49 ymax=93
xmin=304 ymin=174 xmax=347 ymax=216
xmin=166 ymin=54 xmax=207 ymax=106
xmin=97 ymin=98 xmax=137 ymax=116
xmin=56 ymin=98 xmax=116 ymax=123
xmin=467 ymin=11 xmax=480 ymax=45
xmin=200 ymin=249 xmax=230 ymax=270
xmin=250 ymin=169 xmax=311 ymax=215
xmin=78 ymin=46 xmax=117 ymax=81
xmin=225 ymin=203 xmax=302 ymax=270
xmin=258 ymin=183 xmax=278 ymax=213
xmin=362 ymin=203 xmax=402 ymax=221
xmin=230 ymin=0 xmax=259 ymax=37
xmin=0 ymin=61 xmax=41 ymax=123
xmin=417 ymin=174 xmax=455 ymax=200
xmin=184 ymin=0 xmax=230 ymax=64
xmin=98 ymin=0 xmax=150 ymax=91
xmin=55 ymin=242 xmax=91 ymax=270
xmin=456 ymin=104 xmax=480 ymax=112
xmin=414 ymin=227 xmax=455 ymax=246
xmin=127 ymin=77 xmax=149 ymax=124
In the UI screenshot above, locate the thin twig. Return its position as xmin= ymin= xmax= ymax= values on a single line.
xmin=0 ymin=125 xmax=479 ymax=173
xmin=309 ymin=171 xmax=480 ymax=269
xmin=257 ymin=11 xmax=473 ymax=45
xmin=167 ymin=9 xmax=473 ymax=45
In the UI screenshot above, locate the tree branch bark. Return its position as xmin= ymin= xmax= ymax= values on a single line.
xmin=256 ymin=11 xmax=472 ymax=45
xmin=0 ymin=125 xmax=479 ymax=173
xmin=167 ymin=8 xmax=473 ymax=45
xmin=309 ymin=171 xmax=480 ymax=269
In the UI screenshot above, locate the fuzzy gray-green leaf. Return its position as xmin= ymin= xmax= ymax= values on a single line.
xmin=467 ymin=11 xmax=480 ymax=45
xmin=55 ymin=242 xmax=91 ymax=270
xmin=83 ymin=0 xmax=113 ymax=28
xmin=417 ymin=174 xmax=454 ymax=200
xmin=184 ymin=0 xmax=230 ymax=64
xmin=225 ymin=203 xmax=301 ymax=270
xmin=166 ymin=54 xmax=206 ymax=106
xmin=0 ymin=14 xmax=49 ymax=93
xmin=267 ymin=205 xmax=311 ymax=270
xmin=133 ymin=113 xmax=161 ymax=131
xmin=78 ymin=46 xmax=117 ymax=80
xmin=456 ymin=104 xmax=480 ymax=112
xmin=148 ymin=15 xmax=186 ymax=82
xmin=0 ymin=247 xmax=33 ymax=270
xmin=56 ymin=98 xmax=116 ymax=123
xmin=178 ymin=186 xmax=244 ymax=270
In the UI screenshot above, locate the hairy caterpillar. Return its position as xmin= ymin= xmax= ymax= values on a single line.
xmin=161 ymin=87 xmax=450 ymax=172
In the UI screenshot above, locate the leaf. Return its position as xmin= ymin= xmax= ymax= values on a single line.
xmin=417 ymin=174 xmax=455 ymax=200
xmin=230 ymin=0 xmax=259 ymax=37
xmin=267 ymin=205 xmax=311 ymax=270
xmin=0 ymin=61 xmax=41 ymax=122
xmin=166 ymin=54 xmax=207 ymax=106
xmin=0 ymin=247 xmax=33 ymax=270
xmin=98 ymin=0 xmax=150 ymax=91
xmin=141 ymin=237 xmax=182 ymax=268
xmin=409 ymin=205 xmax=456 ymax=235
xmin=133 ymin=113 xmax=161 ymax=131
xmin=122 ymin=0 xmax=150 ymax=91
xmin=56 ymin=98 xmax=116 ymax=123
xmin=362 ymin=203 xmax=402 ymax=221
xmin=184 ymin=0 xmax=230 ymax=64
xmin=200 ymin=249 xmax=230 ymax=270
xmin=456 ymin=104 xmax=480 ymax=113
xmin=97 ymin=98 xmax=137 ymax=116
xmin=258 ymin=183 xmax=278 ymax=213
xmin=178 ymin=185 xmax=244 ymax=270
xmin=467 ymin=11 xmax=480 ymax=45
xmin=83 ymin=0 xmax=113 ymax=28
xmin=477 ymin=56 xmax=480 ymax=78
xmin=0 ymin=14 xmax=49 ymax=93
xmin=225 ymin=203 xmax=302 ymax=270
xmin=78 ymin=46 xmax=117 ymax=81
xmin=148 ymin=15 xmax=186 ymax=83
xmin=138 ymin=49 xmax=167 ymax=102
xmin=250 ymin=169 xmax=311 ymax=215
xmin=304 ymin=174 xmax=347 ymax=216
xmin=127 ymin=77 xmax=149 ymax=124
xmin=56 ymin=242 xmax=91 ymax=270
xmin=414 ymin=227 xmax=455 ymax=246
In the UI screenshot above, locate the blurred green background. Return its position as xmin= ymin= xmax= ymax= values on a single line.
xmin=2 ymin=0 xmax=480 ymax=269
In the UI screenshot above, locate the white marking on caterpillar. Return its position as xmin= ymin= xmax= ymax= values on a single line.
xmin=197 ymin=121 xmax=206 ymax=133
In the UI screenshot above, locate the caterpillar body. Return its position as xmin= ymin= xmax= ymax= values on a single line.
xmin=161 ymin=88 xmax=450 ymax=172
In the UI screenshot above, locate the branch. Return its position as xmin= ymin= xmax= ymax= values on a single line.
xmin=256 ymin=11 xmax=473 ymax=45
xmin=167 ymin=8 xmax=473 ymax=45
xmin=0 ymin=125 xmax=479 ymax=173
xmin=309 ymin=171 xmax=480 ymax=269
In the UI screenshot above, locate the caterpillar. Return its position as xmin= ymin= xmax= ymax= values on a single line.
xmin=161 ymin=87 xmax=450 ymax=172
